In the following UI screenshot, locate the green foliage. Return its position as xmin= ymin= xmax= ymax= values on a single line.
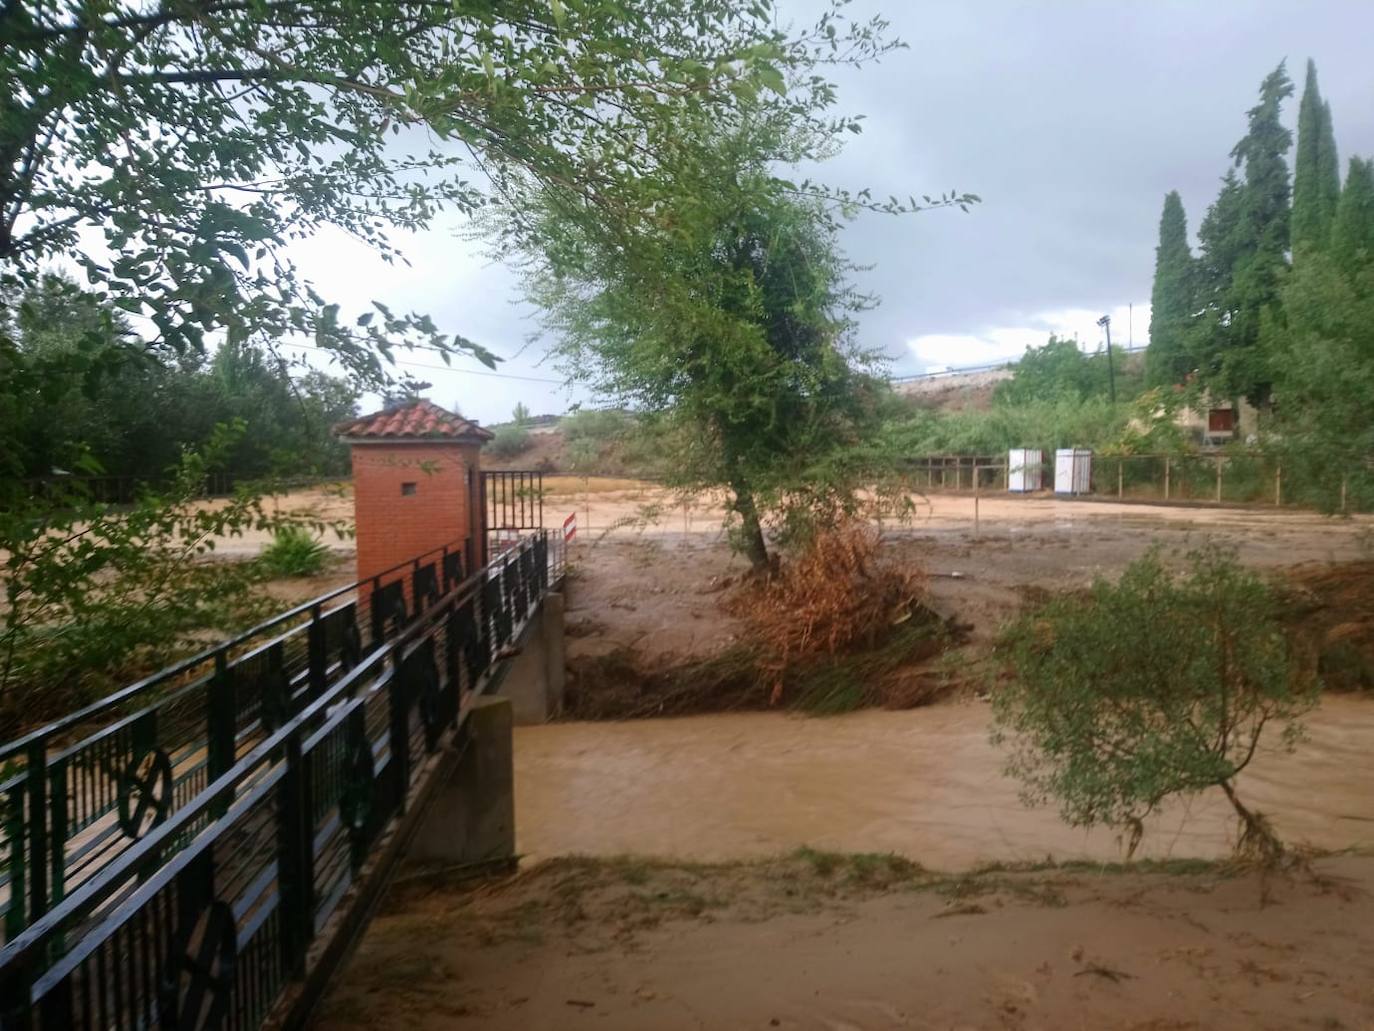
xmin=991 ymin=546 xmax=1317 ymax=856
xmin=511 ymin=402 xmax=531 ymax=427
xmin=884 ymin=396 xmax=1132 ymax=460
xmin=562 ymin=408 xmax=632 ymax=443
xmin=1263 ymin=247 xmax=1374 ymax=511
xmin=559 ymin=409 xmax=634 ymax=472
xmin=1145 ymin=192 xmax=1196 ymax=387
xmin=2 ymin=275 xmax=359 ymax=484
xmin=995 ymin=336 xmax=1138 ymax=406
xmin=4 ymin=2 xmax=891 ymax=384
xmin=487 ymin=423 xmax=532 ymax=459
xmin=515 ymin=113 xmax=962 ymax=566
xmin=0 ymin=432 xmax=290 ymax=732
xmin=258 ymin=526 xmax=331 ymax=579
xmin=1330 ymin=157 xmax=1374 ymax=271
xmin=1191 ymin=63 xmax=1294 ymax=404
xmin=1291 ymin=60 xmax=1341 ymax=253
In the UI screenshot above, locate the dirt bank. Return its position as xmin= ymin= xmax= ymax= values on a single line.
xmin=513 ymin=696 xmax=1374 ymax=868
xmin=318 ymin=851 xmax=1374 ymax=1030
xmin=557 ymin=491 xmax=1374 ymax=716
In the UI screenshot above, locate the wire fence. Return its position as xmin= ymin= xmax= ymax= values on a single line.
xmin=905 ymin=453 xmax=1374 ymax=512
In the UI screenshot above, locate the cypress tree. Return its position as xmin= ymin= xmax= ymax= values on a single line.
xmin=1292 ymin=60 xmax=1341 ymax=251
xmin=1317 ymin=99 xmax=1341 ymax=229
xmin=1215 ymin=62 xmax=1293 ymax=403
xmin=1189 ymin=169 xmax=1246 ymax=380
xmin=1146 ymin=191 xmax=1195 ymax=387
xmin=1331 ymin=157 xmax=1374 ymax=270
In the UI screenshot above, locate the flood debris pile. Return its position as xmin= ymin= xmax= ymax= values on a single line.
xmin=1283 ymin=560 xmax=1374 ymax=693
xmin=565 ymin=522 xmax=962 ymax=719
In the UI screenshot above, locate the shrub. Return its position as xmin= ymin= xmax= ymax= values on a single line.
xmin=487 ymin=423 xmax=531 ymax=458
xmin=991 ymin=544 xmax=1318 ymax=861
xmin=259 ymin=525 xmax=331 ymax=578
xmin=0 ymin=439 xmax=282 ymax=731
xmin=561 ymin=408 xmax=629 ymax=442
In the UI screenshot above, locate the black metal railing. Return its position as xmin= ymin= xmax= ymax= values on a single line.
xmin=0 ymin=538 xmax=488 ymax=948
xmin=0 ymin=529 xmax=562 ymax=1028
xmin=481 ymin=471 xmax=544 ymax=561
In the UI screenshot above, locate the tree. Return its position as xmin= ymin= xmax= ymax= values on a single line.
xmin=511 ymin=402 xmax=532 ymax=427
xmin=992 ymin=546 xmax=1317 ymax=860
xmin=1291 ymin=60 xmax=1341 ymax=252
xmin=1330 ymin=157 xmax=1374 ymax=271
xmin=1191 ymin=63 xmax=1294 ymax=404
xmin=995 ymin=335 xmax=1124 ymax=405
xmin=3 ymin=1 xmax=880 ymax=395
xmin=2 ymin=275 xmax=358 ymax=483
xmin=1145 ymin=191 xmax=1196 ymax=387
xmin=519 ymin=129 xmax=940 ymax=569
xmin=1266 ymin=191 xmax=1374 ymax=511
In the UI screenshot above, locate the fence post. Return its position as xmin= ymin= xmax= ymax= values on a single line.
xmin=388 ymin=650 xmax=411 ymax=815
xmin=1164 ymin=455 xmax=1170 ymax=501
xmin=47 ymin=757 xmax=66 ymax=908
xmin=973 ymin=470 xmax=980 ymax=538
xmin=277 ymin=730 xmax=314 ymax=979
xmin=1275 ymin=462 xmax=1282 ymax=507
xmin=207 ymin=649 xmax=236 ymax=816
xmin=306 ymin=602 xmax=326 ymax=699
xmin=1341 ymin=474 xmax=1349 ymax=514
xmin=24 ymin=740 xmax=48 ymax=926
xmin=1117 ymin=460 xmax=1123 ymax=499
xmin=1215 ymin=455 xmax=1223 ymax=504
xmin=4 ymin=786 xmax=25 ymax=942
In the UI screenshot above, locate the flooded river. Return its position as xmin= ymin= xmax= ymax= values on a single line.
xmin=514 ymin=696 xmax=1374 ymax=869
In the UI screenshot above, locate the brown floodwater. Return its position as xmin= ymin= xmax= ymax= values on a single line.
xmin=514 ymin=696 xmax=1374 ymax=869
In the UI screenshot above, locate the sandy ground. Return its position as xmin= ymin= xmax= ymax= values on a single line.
xmin=194 ymin=483 xmax=357 ymax=557
xmin=319 ymin=852 xmax=1374 ymax=1031
xmin=555 ymin=486 xmax=1372 ymax=663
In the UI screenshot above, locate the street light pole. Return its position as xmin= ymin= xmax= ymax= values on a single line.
xmin=1097 ymin=314 xmax=1117 ymax=404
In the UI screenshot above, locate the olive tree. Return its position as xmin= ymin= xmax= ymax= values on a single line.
xmin=991 ymin=545 xmax=1318 ymax=861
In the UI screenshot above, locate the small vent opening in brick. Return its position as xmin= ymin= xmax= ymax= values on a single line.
xmin=401 ymin=482 xmax=418 ymax=496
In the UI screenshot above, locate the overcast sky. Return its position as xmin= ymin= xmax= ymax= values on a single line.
xmin=286 ymin=0 xmax=1374 ymax=425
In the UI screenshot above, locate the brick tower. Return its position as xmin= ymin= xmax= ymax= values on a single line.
xmin=335 ymin=399 xmax=492 ymax=589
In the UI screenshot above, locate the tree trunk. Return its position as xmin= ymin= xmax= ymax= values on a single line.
xmin=1219 ymin=779 xmax=1283 ymax=863
xmin=730 ymin=480 xmax=770 ymax=572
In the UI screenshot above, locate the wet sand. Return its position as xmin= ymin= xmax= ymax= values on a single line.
xmin=321 ymin=851 xmax=1374 ymax=1031
xmin=514 ymin=695 xmax=1374 ymax=869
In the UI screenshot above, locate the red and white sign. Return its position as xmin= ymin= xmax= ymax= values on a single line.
xmin=562 ymin=512 xmax=578 ymax=542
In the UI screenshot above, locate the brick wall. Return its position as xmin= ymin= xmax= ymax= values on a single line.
xmin=350 ymin=441 xmax=482 ymax=594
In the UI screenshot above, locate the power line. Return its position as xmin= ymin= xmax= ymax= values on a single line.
xmin=277 ymin=341 xmax=566 ymax=385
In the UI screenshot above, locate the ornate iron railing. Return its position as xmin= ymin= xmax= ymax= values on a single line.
xmin=0 ymin=529 xmax=561 ymax=1028
xmin=0 ymin=538 xmax=486 ymax=946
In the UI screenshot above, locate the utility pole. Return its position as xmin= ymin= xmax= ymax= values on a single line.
xmin=1097 ymin=314 xmax=1117 ymax=403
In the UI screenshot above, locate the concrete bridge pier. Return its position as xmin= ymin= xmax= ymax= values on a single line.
xmin=406 ymin=589 xmax=565 ymax=867
xmin=407 ymin=696 xmax=516 ymax=867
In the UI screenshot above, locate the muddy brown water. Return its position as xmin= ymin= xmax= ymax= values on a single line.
xmin=514 ymin=696 xmax=1374 ymax=869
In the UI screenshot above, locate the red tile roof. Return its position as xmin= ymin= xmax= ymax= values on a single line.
xmin=334 ymin=399 xmax=493 ymax=441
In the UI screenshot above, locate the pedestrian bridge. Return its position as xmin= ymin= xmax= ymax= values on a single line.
xmin=0 ymin=529 xmax=564 ymax=1029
